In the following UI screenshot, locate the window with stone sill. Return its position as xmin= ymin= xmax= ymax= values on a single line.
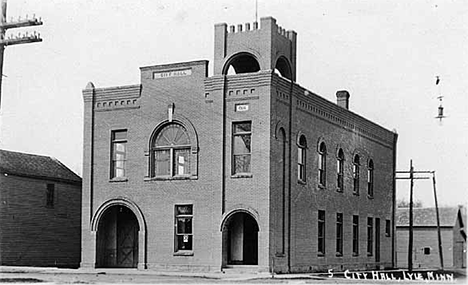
xmin=318 ymin=210 xmax=326 ymax=255
xmin=367 ymin=217 xmax=373 ymax=256
xmin=353 ymin=154 xmax=360 ymax=195
xmin=174 ymin=204 xmax=193 ymax=253
xmin=318 ymin=142 xmax=327 ymax=187
xmin=336 ymin=213 xmax=343 ymax=256
xmin=337 ymin=149 xmax=344 ymax=192
xmin=232 ymin=121 xmax=252 ymax=175
xmin=352 ymin=215 xmax=359 ymax=255
xmin=367 ymin=159 xmax=374 ymax=198
xmin=111 ymin=130 xmax=127 ymax=179
xmin=297 ymin=135 xmax=307 ymax=182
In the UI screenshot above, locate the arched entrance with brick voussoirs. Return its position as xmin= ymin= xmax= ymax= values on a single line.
xmin=92 ymin=198 xmax=146 ymax=269
xmin=221 ymin=209 xmax=260 ymax=267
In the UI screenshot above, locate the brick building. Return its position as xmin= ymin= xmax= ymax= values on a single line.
xmin=396 ymin=206 xmax=466 ymax=269
xmin=0 ymin=149 xmax=82 ymax=267
xmin=81 ymin=17 xmax=398 ymax=273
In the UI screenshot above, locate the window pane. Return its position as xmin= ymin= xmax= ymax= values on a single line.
xmin=234 ymin=122 xmax=251 ymax=133
xmin=233 ymin=134 xmax=251 ymax=154
xmin=111 ymin=130 xmax=127 ymax=179
xmin=155 ymin=124 xmax=190 ymax=147
xmin=177 ymin=205 xmax=193 ymax=215
xmin=177 ymin=235 xmax=193 ymax=250
xmin=155 ymin=150 xmax=170 ymax=176
xmin=115 ymin=143 xmax=126 ymax=153
xmin=234 ymin=154 xmax=251 ymax=173
xmin=177 ymin=218 xmax=193 ymax=234
xmin=174 ymin=149 xmax=190 ymax=175
xmin=113 ymin=130 xmax=127 ymax=141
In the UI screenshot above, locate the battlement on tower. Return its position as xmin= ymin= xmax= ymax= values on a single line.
xmin=214 ymin=17 xmax=297 ymax=81
xmin=223 ymin=17 xmax=296 ymax=42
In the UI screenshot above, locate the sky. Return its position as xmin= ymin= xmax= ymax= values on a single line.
xmin=0 ymin=0 xmax=466 ymax=207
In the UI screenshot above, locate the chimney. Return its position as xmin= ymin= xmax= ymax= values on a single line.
xmin=336 ymin=90 xmax=350 ymax=109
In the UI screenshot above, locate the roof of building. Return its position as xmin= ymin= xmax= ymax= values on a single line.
xmin=396 ymin=207 xmax=465 ymax=227
xmin=0 ymin=149 xmax=81 ymax=184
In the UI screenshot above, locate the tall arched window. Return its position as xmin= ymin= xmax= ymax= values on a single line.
xmin=318 ymin=142 xmax=327 ymax=187
xmin=152 ymin=124 xmax=191 ymax=177
xmin=353 ymin=154 xmax=360 ymax=194
xmin=367 ymin=159 xmax=374 ymax=198
xmin=297 ymin=135 xmax=307 ymax=182
xmin=337 ymin=149 xmax=344 ymax=192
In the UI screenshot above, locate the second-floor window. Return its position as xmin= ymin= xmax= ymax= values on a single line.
xmin=367 ymin=159 xmax=374 ymax=198
xmin=111 ymin=130 xmax=127 ymax=179
xmin=318 ymin=142 xmax=327 ymax=186
xmin=232 ymin=122 xmax=252 ymax=174
xmin=353 ymin=155 xmax=360 ymax=194
xmin=337 ymin=149 xmax=344 ymax=192
xmin=153 ymin=124 xmax=191 ymax=177
xmin=297 ymin=135 xmax=307 ymax=182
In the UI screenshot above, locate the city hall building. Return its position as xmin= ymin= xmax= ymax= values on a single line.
xmin=81 ymin=17 xmax=398 ymax=273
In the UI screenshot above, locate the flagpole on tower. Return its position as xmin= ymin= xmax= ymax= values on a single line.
xmin=255 ymin=0 xmax=258 ymax=23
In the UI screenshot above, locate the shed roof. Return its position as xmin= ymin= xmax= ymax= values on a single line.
xmin=0 ymin=149 xmax=81 ymax=184
xmin=396 ymin=207 xmax=462 ymax=227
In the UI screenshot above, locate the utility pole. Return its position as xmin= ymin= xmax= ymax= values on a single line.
xmin=0 ymin=0 xmax=42 ymax=110
xmin=396 ymin=163 xmax=444 ymax=272
xmin=408 ymin=160 xmax=414 ymax=272
xmin=432 ymin=172 xmax=444 ymax=269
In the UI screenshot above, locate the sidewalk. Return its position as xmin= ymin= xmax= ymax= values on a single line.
xmin=0 ymin=266 xmax=466 ymax=282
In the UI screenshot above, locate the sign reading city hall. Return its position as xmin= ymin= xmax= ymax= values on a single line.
xmin=327 ymin=269 xmax=455 ymax=282
xmin=153 ymin=68 xmax=192 ymax=79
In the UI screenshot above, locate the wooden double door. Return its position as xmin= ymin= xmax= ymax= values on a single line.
xmin=97 ymin=206 xmax=139 ymax=268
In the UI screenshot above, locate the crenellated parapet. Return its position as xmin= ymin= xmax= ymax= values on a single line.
xmin=214 ymin=16 xmax=297 ymax=81
xmin=224 ymin=18 xmax=296 ymax=42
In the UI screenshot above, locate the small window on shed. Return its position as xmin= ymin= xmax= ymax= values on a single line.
xmin=46 ymin=184 xmax=55 ymax=208
xmin=423 ymin=247 xmax=431 ymax=255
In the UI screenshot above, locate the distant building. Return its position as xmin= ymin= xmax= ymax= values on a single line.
xmin=81 ymin=17 xmax=398 ymax=272
xmin=396 ymin=206 xmax=466 ymax=269
xmin=0 ymin=149 xmax=82 ymax=268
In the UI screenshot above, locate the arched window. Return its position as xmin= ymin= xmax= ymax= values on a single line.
xmin=318 ymin=142 xmax=327 ymax=187
xmin=353 ymin=154 xmax=360 ymax=194
xmin=337 ymin=149 xmax=344 ymax=192
xmin=152 ymin=124 xmax=191 ymax=177
xmin=367 ymin=159 xmax=374 ymax=198
xmin=297 ymin=135 xmax=307 ymax=182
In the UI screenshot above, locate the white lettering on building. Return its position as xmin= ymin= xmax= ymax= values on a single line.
xmin=153 ymin=68 xmax=192 ymax=79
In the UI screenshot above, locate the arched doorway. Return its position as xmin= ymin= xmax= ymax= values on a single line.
xmin=222 ymin=212 xmax=259 ymax=266
xmin=96 ymin=205 xmax=139 ymax=268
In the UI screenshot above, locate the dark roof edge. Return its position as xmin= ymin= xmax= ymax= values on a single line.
xmin=1 ymin=170 xmax=82 ymax=186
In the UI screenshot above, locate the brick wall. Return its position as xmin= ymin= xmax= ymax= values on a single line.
xmin=270 ymin=74 xmax=396 ymax=272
